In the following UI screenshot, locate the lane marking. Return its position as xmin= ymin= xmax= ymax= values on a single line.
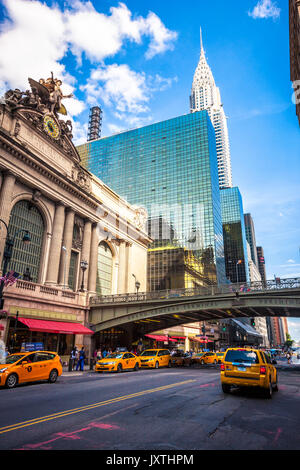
xmin=0 ymin=379 xmax=196 ymax=434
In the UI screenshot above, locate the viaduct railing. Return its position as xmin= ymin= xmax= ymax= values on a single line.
xmin=91 ymin=277 xmax=300 ymax=305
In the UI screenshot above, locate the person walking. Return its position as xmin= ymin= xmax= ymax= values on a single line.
xmin=76 ymin=347 xmax=86 ymax=371
xmin=69 ymin=346 xmax=77 ymax=371
xmin=96 ymin=348 xmax=102 ymax=361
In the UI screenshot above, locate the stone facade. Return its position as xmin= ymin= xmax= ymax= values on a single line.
xmin=0 ymin=81 xmax=150 ymax=361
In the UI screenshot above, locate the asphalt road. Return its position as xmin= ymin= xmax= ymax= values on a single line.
xmin=0 ymin=365 xmax=300 ymax=451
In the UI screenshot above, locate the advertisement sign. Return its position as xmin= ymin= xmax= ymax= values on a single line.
xmin=21 ymin=342 xmax=44 ymax=352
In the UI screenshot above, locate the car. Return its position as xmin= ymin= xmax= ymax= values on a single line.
xmin=215 ymin=352 xmax=225 ymax=363
xmin=193 ymin=352 xmax=218 ymax=365
xmin=220 ymin=347 xmax=278 ymax=398
xmin=0 ymin=350 xmax=63 ymax=389
xmin=139 ymin=349 xmax=171 ymax=369
xmin=95 ymin=352 xmax=139 ymax=373
xmin=171 ymin=351 xmax=192 ymax=367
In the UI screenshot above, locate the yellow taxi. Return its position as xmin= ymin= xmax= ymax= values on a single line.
xmin=0 ymin=351 xmax=62 ymax=389
xmin=170 ymin=351 xmax=192 ymax=367
xmin=215 ymin=352 xmax=225 ymax=364
xmin=220 ymin=347 xmax=278 ymax=398
xmin=95 ymin=351 xmax=139 ymax=373
xmin=139 ymin=349 xmax=171 ymax=369
xmin=193 ymin=352 xmax=218 ymax=365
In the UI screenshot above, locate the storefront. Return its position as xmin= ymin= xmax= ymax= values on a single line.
xmin=7 ymin=316 xmax=94 ymax=360
xmin=144 ymin=334 xmax=177 ymax=350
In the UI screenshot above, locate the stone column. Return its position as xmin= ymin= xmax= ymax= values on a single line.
xmin=45 ymin=203 xmax=65 ymax=286
xmin=79 ymin=220 xmax=92 ymax=291
xmin=117 ymin=241 xmax=126 ymax=294
xmin=124 ymin=242 xmax=132 ymax=293
xmin=58 ymin=209 xmax=75 ymax=288
xmin=88 ymin=223 xmax=98 ymax=294
xmin=0 ymin=172 xmax=16 ymax=269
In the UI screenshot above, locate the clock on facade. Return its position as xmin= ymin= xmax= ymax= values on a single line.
xmin=43 ymin=115 xmax=60 ymax=140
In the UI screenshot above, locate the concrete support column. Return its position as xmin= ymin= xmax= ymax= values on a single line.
xmin=45 ymin=204 xmax=65 ymax=286
xmin=0 ymin=172 xmax=16 ymax=269
xmin=79 ymin=220 xmax=92 ymax=291
xmin=58 ymin=209 xmax=75 ymax=288
xmin=88 ymin=223 xmax=98 ymax=294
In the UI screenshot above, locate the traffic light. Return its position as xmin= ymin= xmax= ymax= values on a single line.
xmin=222 ymin=326 xmax=227 ymax=332
xmin=251 ymin=318 xmax=256 ymax=327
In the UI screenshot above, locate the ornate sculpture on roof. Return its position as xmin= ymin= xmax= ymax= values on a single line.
xmin=1 ymin=73 xmax=81 ymax=161
xmin=4 ymin=72 xmax=73 ymax=118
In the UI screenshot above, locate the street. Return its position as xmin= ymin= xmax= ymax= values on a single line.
xmin=0 ymin=365 xmax=300 ymax=451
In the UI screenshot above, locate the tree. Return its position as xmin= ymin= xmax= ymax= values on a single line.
xmin=284 ymin=333 xmax=294 ymax=350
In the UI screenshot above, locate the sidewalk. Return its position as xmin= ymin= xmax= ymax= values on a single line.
xmin=62 ymin=364 xmax=93 ymax=375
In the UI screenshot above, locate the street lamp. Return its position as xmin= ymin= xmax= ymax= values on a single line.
xmin=0 ymin=219 xmax=31 ymax=308
xmin=132 ymin=274 xmax=141 ymax=297
xmin=80 ymin=260 xmax=88 ymax=292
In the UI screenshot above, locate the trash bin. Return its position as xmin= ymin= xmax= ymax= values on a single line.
xmin=68 ymin=359 xmax=73 ymax=371
xmin=90 ymin=358 xmax=94 ymax=370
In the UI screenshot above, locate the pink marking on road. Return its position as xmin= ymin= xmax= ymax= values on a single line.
xmin=264 ymin=427 xmax=282 ymax=443
xmin=16 ymin=422 xmax=121 ymax=450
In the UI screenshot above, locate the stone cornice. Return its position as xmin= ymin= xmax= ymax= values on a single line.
xmin=0 ymin=129 xmax=99 ymax=210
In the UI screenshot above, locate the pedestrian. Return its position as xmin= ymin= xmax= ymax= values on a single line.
xmin=96 ymin=348 xmax=102 ymax=361
xmin=70 ymin=346 xmax=77 ymax=370
xmin=286 ymin=351 xmax=292 ymax=365
xmin=102 ymin=348 xmax=107 ymax=358
xmin=76 ymin=347 xmax=85 ymax=371
xmin=93 ymin=348 xmax=98 ymax=365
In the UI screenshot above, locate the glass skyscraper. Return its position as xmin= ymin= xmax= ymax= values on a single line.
xmin=220 ymin=187 xmax=250 ymax=284
xmin=78 ymin=110 xmax=227 ymax=290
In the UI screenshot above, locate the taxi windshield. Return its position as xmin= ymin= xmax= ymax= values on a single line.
xmin=225 ymin=350 xmax=259 ymax=364
xmin=106 ymin=353 xmax=123 ymax=359
xmin=5 ymin=354 xmax=27 ymax=364
xmin=140 ymin=350 xmax=157 ymax=357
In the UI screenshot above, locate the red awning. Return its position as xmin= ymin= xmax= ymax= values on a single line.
xmin=17 ymin=317 xmax=94 ymax=335
xmin=145 ymin=334 xmax=177 ymax=342
xmin=190 ymin=337 xmax=213 ymax=343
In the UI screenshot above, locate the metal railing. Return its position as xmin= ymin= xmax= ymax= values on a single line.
xmin=90 ymin=277 xmax=300 ymax=305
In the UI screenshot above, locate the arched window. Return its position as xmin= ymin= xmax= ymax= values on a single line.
xmin=96 ymin=242 xmax=113 ymax=295
xmin=5 ymin=200 xmax=44 ymax=283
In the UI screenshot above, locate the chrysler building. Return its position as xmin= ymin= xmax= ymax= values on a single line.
xmin=190 ymin=30 xmax=233 ymax=189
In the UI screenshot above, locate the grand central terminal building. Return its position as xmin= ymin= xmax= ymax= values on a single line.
xmin=0 ymin=76 xmax=150 ymax=363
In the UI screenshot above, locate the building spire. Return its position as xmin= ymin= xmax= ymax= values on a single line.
xmin=200 ymin=27 xmax=205 ymax=57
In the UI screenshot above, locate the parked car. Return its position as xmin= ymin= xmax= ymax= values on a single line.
xmin=0 ymin=351 xmax=62 ymax=389
xmin=193 ymin=352 xmax=218 ymax=365
xmin=139 ymin=349 xmax=171 ymax=369
xmin=171 ymin=351 xmax=192 ymax=367
xmin=95 ymin=352 xmax=139 ymax=373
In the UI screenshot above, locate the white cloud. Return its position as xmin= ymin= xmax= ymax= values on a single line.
xmin=81 ymin=64 xmax=150 ymax=114
xmin=248 ymin=0 xmax=281 ymax=20
xmin=0 ymin=0 xmax=177 ymax=133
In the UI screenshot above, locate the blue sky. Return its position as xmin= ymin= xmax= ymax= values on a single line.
xmin=0 ymin=0 xmax=299 ymax=341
